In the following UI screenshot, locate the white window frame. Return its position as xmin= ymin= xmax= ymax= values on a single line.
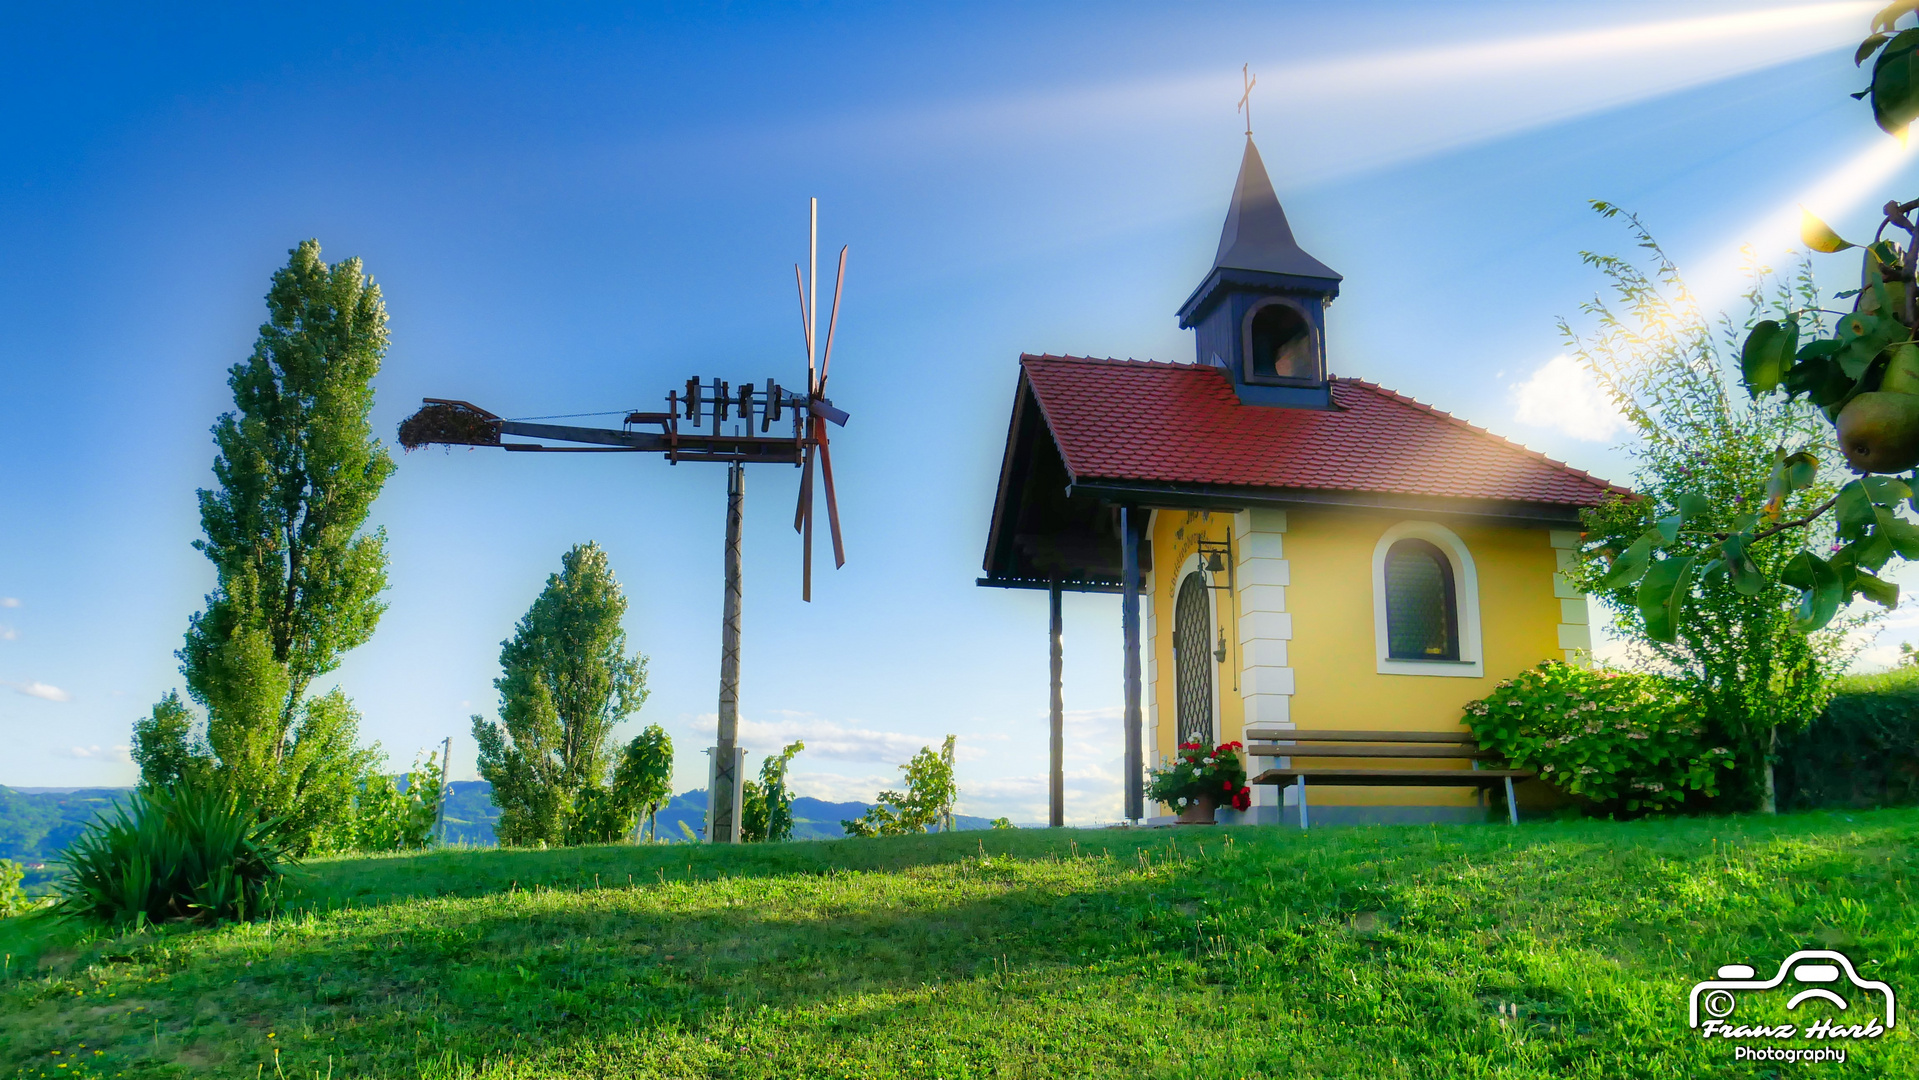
xmin=1372 ymin=520 xmax=1483 ymax=678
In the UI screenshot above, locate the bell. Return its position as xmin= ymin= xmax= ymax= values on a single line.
xmin=1204 ymin=551 xmax=1226 ymax=573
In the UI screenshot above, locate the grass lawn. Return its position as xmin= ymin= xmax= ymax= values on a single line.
xmin=0 ymin=810 xmax=1914 ymax=1078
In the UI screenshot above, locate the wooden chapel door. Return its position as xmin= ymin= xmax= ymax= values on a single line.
xmin=1173 ymin=570 xmax=1215 ymax=748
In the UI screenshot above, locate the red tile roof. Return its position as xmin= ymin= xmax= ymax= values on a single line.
xmin=1020 ymin=354 xmax=1626 ymax=507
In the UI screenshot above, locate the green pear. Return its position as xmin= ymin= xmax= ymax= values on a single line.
xmin=1882 ymin=343 xmax=1919 ymax=394
xmin=1836 ymin=391 xmax=1919 ymax=473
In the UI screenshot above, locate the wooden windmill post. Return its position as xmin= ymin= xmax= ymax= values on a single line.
xmin=399 ymin=200 xmax=851 ymax=844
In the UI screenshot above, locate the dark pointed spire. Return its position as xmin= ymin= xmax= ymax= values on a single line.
xmin=1212 ymin=138 xmax=1340 ymax=283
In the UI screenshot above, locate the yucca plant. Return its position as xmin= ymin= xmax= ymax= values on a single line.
xmin=50 ymin=785 xmax=295 ymax=928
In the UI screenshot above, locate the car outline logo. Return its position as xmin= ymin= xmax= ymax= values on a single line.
xmin=1688 ymin=950 xmax=1896 ymax=1030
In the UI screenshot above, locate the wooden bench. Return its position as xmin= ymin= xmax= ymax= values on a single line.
xmin=1245 ymin=730 xmax=1533 ymax=829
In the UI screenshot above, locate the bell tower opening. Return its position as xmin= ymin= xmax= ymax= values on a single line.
xmin=1245 ymin=299 xmax=1317 ymax=383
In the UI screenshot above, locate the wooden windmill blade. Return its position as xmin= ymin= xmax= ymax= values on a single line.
xmin=817 ymin=420 xmax=846 ymax=568
xmin=794 ymin=264 xmax=813 ymax=384
xmin=797 ymin=433 xmax=816 ymax=600
xmin=818 ymin=245 xmax=847 ymax=394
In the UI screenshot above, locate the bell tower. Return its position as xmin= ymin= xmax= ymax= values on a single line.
xmin=1176 ymin=137 xmax=1342 ymax=408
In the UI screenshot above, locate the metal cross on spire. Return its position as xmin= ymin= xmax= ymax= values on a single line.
xmin=1238 ymin=63 xmax=1257 ymax=137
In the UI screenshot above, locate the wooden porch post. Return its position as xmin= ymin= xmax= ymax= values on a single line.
xmin=710 ymin=461 xmax=745 ymax=843
xmin=1049 ymin=577 xmax=1065 ymax=828
xmin=1121 ymin=506 xmax=1144 ymax=823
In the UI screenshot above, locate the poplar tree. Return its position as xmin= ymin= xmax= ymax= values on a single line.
xmin=132 ymin=240 xmax=394 ymax=851
xmin=472 ymin=542 xmax=653 ymax=846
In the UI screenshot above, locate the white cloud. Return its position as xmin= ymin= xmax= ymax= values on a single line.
xmin=786 ymin=771 xmax=901 ymax=804
xmin=8 ymin=681 xmax=72 ymax=702
xmin=958 ymin=762 xmax=1127 ymax=826
xmin=731 ymin=713 xmax=938 ymax=765
xmin=812 ymin=4 xmax=1872 ymax=188
xmin=59 ymin=745 xmax=129 ymax=761
xmin=0 ymin=625 xmax=15 ymax=641
xmin=0 ymin=597 xmax=17 ymax=607
xmin=1511 ymin=356 xmax=1629 ymax=442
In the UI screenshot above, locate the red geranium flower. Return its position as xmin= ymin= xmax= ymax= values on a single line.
xmin=1222 ymin=779 xmax=1233 ymax=791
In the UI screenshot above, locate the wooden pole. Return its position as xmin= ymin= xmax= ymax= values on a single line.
xmin=712 ymin=461 xmax=746 ymax=843
xmin=1121 ymin=506 xmax=1144 ymax=823
xmin=1049 ymin=578 xmax=1064 ymax=828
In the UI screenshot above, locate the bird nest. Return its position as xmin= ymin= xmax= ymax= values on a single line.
xmin=397 ymin=402 xmax=501 ymax=450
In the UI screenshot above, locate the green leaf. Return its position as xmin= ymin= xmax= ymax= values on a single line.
xmin=1833 ymin=312 xmax=1910 ymax=379
xmin=1781 ymin=552 xmax=1844 ymax=633
xmin=1874 ymin=1 xmax=1919 ymax=35
xmin=1650 ymin=491 xmax=1710 ymax=545
xmin=1862 ymin=32 xmax=1894 ymax=65
xmin=1802 ymin=207 xmax=1857 ymax=253
xmin=1837 ymin=480 xmax=1877 ymax=540
xmin=1722 ymin=533 xmax=1766 ymax=597
xmin=1699 ymin=558 xmax=1727 ymax=585
xmin=1783 ymin=346 xmax=1854 ymax=406
xmin=1780 ymin=550 xmax=1818 ymax=590
xmin=1875 ymin=506 xmax=1919 ymax=558
xmin=1863 ymin=474 xmax=1914 ymax=505
xmin=1636 ymin=555 xmax=1697 ymax=644
xmin=1597 ymin=530 xmax=1660 ymax=591
xmin=1851 ymin=529 xmax=1895 ymax=572
xmin=1856 ymin=569 xmax=1900 ymax=608
xmin=1785 ymin=451 xmax=1820 ymax=492
xmin=1871 ymin=28 xmax=1919 ymax=135
xmin=1740 ymin=319 xmax=1798 ymax=396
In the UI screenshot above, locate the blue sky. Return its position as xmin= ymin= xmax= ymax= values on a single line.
xmin=4 ymin=1 xmax=1916 ymax=822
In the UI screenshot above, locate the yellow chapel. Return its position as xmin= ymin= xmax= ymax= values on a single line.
xmin=978 ymin=137 xmax=1625 ymax=826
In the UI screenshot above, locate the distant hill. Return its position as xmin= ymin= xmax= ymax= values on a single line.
xmin=0 ymin=781 xmax=996 ymax=880
xmin=0 ymin=786 xmax=136 ymax=892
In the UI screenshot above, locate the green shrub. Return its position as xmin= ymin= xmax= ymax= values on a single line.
xmin=350 ymin=751 xmax=445 ymax=853
xmin=740 ymin=741 xmax=805 ymax=843
xmin=0 ymin=858 xmax=25 ymax=917
xmin=844 ymin=737 xmax=958 ymax=837
xmin=50 ymin=786 xmax=295 ymax=928
xmin=1776 ymin=666 xmax=1919 ymax=810
xmin=1464 ymin=661 xmax=1733 ymax=815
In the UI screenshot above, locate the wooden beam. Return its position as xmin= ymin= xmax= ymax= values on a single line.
xmin=1120 ymin=505 xmax=1143 ymax=823
xmin=1247 ymin=744 xmax=1496 ymax=759
xmin=975 ymin=576 xmax=1122 ymax=594
xmin=710 ymin=462 xmax=746 ymax=844
xmin=1049 ymin=578 xmax=1064 ymax=829
xmin=1251 ymin=729 xmax=1476 ymax=744
xmin=1065 ymin=479 xmax=1587 ymax=528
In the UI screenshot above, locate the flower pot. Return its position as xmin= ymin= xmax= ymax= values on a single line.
xmin=1175 ymin=794 xmax=1219 ymax=825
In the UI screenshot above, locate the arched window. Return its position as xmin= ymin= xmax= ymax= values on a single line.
xmin=1245 ymin=300 xmax=1316 ymax=382
xmin=1172 ymin=571 xmax=1216 ymax=746
xmin=1383 ymin=539 xmax=1459 ymax=661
